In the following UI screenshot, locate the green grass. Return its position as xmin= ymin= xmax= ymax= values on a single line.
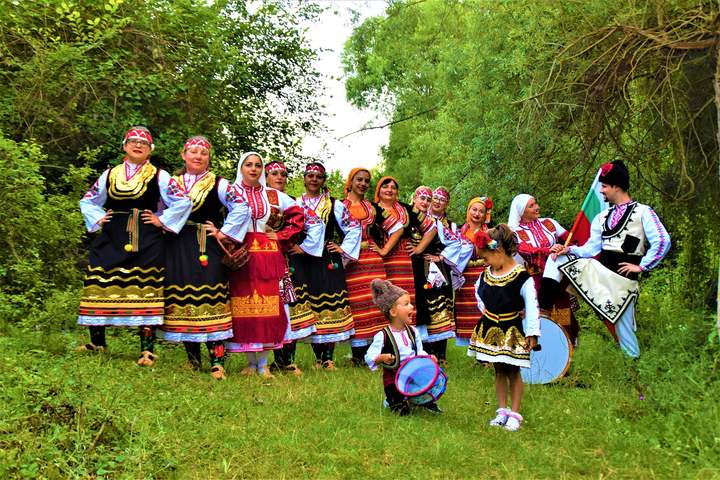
xmin=1 ymin=309 xmax=719 ymax=479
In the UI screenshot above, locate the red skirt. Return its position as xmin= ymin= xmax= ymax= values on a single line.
xmin=455 ymin=262 xmax=484 ymax=341
xmin=228 ymin=233 xmax=288 ymax=347
xmin=383 ymin=239 xmax=417 ymax=313
xmin=346 ymin=244 xmax=389 ymax=344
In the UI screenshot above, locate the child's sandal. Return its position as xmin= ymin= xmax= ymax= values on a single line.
xmin=240 ymin=367 xmax=256 ymax=377
xmin=259 ymin=366 xmax=275 ymax=379
xmin=322 ymin=360 xmax=337 ymax=371
xmin=137 ymin=350 xmax=158 ymax=367
xmin=504 ymin=411 xmax=523 ymax=431
xmin=284 ymin=363 xmax=303 ymax=376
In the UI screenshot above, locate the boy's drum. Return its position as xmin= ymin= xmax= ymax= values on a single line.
xmin=520 ymin=317 xmax=573 ymax=384
xmin=395 ymin=355 xmax=448 ymax=405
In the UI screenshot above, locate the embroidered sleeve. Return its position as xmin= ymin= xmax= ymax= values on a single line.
xmin=364 ymin=331 xmax=386 ymax=371
xmin=568 ymin=212 xmax=603 ymax=258
xmin=521 ymin=278 xmax=541 ymax=337
xmin=218 ymin=178 xmax=250 ymax=243
xmin=335 ymin=200 xmax=361 ymax=262
xmin=439 ymin=224 xmax=474 ymax=275
xmin=79 ymin=170 xmax=109 ymax=232
xmin=639 ymin=207 xmax=671 ymax=271
xmin=157 ymin=170 xmax=192 ymax=234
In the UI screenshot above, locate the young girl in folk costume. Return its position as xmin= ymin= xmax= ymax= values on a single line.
xmin=159 ymin=136 xmax=249 ymax=380
xmin=78 ymin=127 xmax=192 ymax=366
xmin=228 ymin=152 xmax=304 ymax=378
xmin=365 ymin=279 xmax=441 ymax=415
xmin=373 ymin=177 xmax=436 ymax=320
xmin=288 ymin=162 xmax=361 ymax=370
xmin=407 ymin=186 xmax=455 ymax=365
xmin=439 ymin=197 xmax=493 ymax=346
xmin=263 ymin=160 xmax=312 ymax=376
xmin=508 ymin=194 xmax=579 ymax=344
xmin=469 ymin=224 xmax=540 ymax=431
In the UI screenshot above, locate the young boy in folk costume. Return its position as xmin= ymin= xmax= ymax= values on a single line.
xmin=158 ymin=136 xmax=250 ymax=380
xmin=365 ymin=279 xmax=442 ymax=416
xmin=542 ymin=160 xmax=670 ymax=359
xmin=78 ymin=127 xmax=192 ymax=366
xmin=468 ymin=225 xmax=540 ymax=431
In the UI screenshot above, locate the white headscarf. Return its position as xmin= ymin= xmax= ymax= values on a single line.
xmin=508 ymin=193 xmax=533 ymax=229
xmin=235 ymin=151 xmax=266 ymax=187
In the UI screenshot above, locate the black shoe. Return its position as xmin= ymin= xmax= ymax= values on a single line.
xmin=419 ymin=402 xmax=443 ymax=414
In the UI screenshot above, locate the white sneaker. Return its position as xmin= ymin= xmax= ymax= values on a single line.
xmin=488 ymin=408 xmax=508 ymax=426
xmin=504 ymin=411 xmax=523 ymax=431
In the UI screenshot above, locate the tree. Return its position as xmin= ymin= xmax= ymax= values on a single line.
xmin=0 ymin=0 xmax=323 ymax=177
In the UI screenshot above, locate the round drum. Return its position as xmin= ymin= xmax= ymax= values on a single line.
xmin=520 ymin=317 xmax=573 ymax=384
xmin=395 ymin=355 xmax=448 ymax=405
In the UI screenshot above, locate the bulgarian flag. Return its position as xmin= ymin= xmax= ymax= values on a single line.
xmin=565 ymin=168 xmax=609 ymax=246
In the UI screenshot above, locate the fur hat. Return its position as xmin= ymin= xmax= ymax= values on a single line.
xmin=599 ymin=160 xmax=630 ymax=191
xmin=371 ymin=279 xmax=408 ymax=315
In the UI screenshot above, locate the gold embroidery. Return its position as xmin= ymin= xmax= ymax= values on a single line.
xmin=231 ymin=290 xmax=278 ymax=317
xmin=483 ymin=310 xmax=521 ymax=323
xmin=87 ymin=266 xmax=163 ymax=275
xmin=84 ymin=274 xmax=164 ymax=284
xmin=108 ymin=163 xmax=158 ymax=200
xmin=165 ymin=301 xmax=231 ymax=318
xmin=248 ymin=238 xmax=278 ymax=252
xmin=165 ymin=283 xmax=227 ymax=292
xmin=483 ymin=265 xmax=525 ymax=286
xmin=471 ymin=325 xmax=527 ymax=351
xmin=165 ymin=291 xmax=227 ymax=302
xmin=176 ymin=172 xmax=216 ymax=212
xmin=82 ymin=285 xmax=163 ymax=299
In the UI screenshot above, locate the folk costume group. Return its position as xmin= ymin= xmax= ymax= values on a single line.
xmin=77 ymin=127 xmax=671 ymax=430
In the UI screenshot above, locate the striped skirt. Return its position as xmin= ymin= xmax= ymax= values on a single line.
xmin=382 ymin=239 xmax=417 ymax=312
xmin=454 ymin=262 xmax=484 ymax=346
xmin=346 ymin=244 xmax=389 ymax=346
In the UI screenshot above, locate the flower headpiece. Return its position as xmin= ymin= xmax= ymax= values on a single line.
xmin=473 ymin=230 xmax=498 ymax=251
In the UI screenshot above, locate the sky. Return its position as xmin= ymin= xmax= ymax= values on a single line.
xmin=300 ymin=0 xmax=389 ymax=176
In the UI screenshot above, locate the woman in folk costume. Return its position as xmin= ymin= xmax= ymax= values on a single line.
xmin=508 ymin=194 xmax=579 ymax=344
xmin=468 ymin=225 xmax=540 ymax=431
xmin=227 ymin=152 xmax=304 ymax=378
xmin=407 ymin=186 xmax=455 ymax=365
xmin=342 ymin=168 xmax=397 ymax=364
xmin=287 ymin=162 xmax=361 ymax=370
xmin=263 ymin=160 xmax=312 ymax=376
xmin=437 ymin=196 xmax=493 ymax=347
xmin=374 ymin=177 xmax=436 ymax=313
xmin=78 ymin=126 xmax=192 ymax=366
xmin=159 ymin=136 xmax=249 ymax=380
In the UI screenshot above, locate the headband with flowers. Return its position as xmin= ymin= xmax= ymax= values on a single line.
xmin=473 ymin=230 xmax=498 ymax=251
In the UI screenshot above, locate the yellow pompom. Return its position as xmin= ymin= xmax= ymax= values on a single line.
xmin=124 ymin=244 xmax=134 ymax=252
xmin=199 ymin=255 xmax=209 ymax=262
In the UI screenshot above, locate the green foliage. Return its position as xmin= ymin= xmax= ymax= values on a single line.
xmin=0 ymin=136 xmax=88 ymax=325
xmin=0 ymin=0 xmax=323 ymax=175
xmin=342 ymin=0 xmax=720 ymax=306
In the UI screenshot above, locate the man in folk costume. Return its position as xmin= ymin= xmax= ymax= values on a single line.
xmin=542 ymin=160 xmax=671 ymax=358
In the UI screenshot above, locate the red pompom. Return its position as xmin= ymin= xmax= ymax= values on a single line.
xmin=484 ymin=198 xmax=494 ymax=210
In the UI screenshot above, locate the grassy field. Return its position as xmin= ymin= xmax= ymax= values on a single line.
xmin=1 ymin=307 xmax=719 ymax=479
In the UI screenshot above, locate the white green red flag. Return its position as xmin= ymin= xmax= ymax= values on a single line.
xmin=567 ymin=168 xmax=609 ymax=246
